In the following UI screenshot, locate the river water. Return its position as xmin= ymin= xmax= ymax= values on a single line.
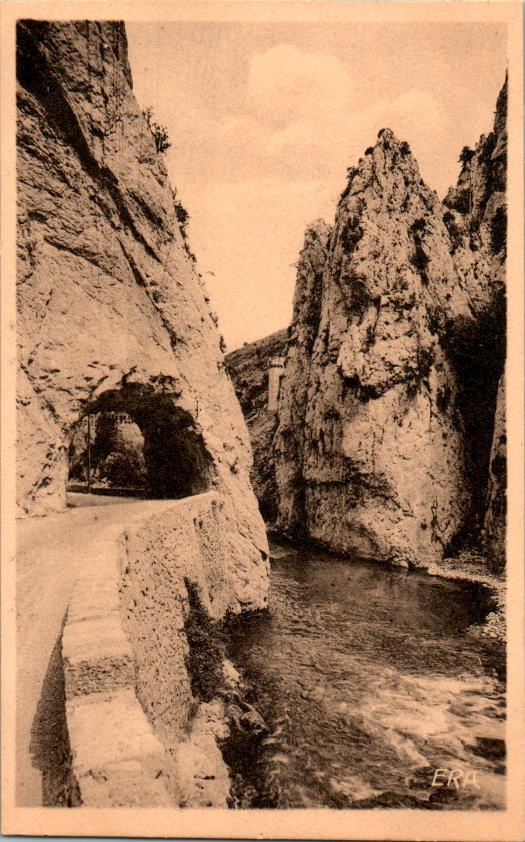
xmin=227 ymin=542 xmax=505 ymax=810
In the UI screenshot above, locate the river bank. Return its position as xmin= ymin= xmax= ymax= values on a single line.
xmin=428 ymin=551 xmax=505 ymax=644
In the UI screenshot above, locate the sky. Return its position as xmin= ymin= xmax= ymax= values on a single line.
xmin=126 ymin=20 xmax=506 ymax=351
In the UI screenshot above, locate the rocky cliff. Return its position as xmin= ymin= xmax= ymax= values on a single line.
xmin=16 ymin=20 xmax=269 ymax=609
xmin=274 ymin=80 xmax=506 ymax=568
xmin=273 ymin=222 xmax=331 ymax=534
xmin=225 ymin=329 xmax=287 ymax=521
xmin=483 ymin=372 xmax=506 ymax=571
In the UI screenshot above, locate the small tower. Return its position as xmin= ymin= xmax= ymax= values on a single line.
xmin=268 ymin=356 xmax=285 ymax=414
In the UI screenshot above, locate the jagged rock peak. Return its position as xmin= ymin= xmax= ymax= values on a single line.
xmin=272 ymin=82 xmax=506 ymax=568
xmin=342 ymin=127 xmax=424 ymax=202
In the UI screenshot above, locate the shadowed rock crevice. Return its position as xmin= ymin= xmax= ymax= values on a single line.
xmin=183 ymin=579 xmax=225 ymax=703
xmin=441 ymin=300 xmax=506 ymax=550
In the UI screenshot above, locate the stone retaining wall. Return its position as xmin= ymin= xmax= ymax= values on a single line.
xmin=61 ymin=493 xmax=234 ymax=807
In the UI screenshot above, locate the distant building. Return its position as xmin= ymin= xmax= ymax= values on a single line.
xmin=268 ymin=356 xmax=286 ymax=413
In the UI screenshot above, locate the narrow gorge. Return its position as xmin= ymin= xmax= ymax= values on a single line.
xmin=14 ymin=16 xmax=508 ymax=817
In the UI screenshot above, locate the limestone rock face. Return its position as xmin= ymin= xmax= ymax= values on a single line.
xmin=273 ymin=221 xmax=331 ymax=536
xmin=274 ymin=84 xmax=506 ymax=567
xmin=16 ymin=21 xmax=268 ymax=609
xmin=225 ymin=329 xmax=288 ymax=521
xmin=444 ymin=74 xmax=507 ymax=265
xmin=483 ymin=373 xmax=506 ymax=571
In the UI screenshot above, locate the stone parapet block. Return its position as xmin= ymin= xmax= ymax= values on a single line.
xmin=66 ymin=689 xmax=172 ymax=807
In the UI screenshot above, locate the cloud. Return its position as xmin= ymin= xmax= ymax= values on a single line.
xmin=246 ymin=43 xmax=353 ymax=129
xmin=169 ymin=40 xmax=451 ymax=195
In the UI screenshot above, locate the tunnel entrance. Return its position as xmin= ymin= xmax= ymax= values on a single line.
xmin=67 ymin=384 xmax=213 ymax=500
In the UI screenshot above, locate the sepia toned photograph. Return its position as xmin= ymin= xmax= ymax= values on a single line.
xmin=1 ymin=1 xmax=523 ymax=839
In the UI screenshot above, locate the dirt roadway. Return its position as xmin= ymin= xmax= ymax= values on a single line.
xmin=15 ymin=495 xmax=170 ymax=806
